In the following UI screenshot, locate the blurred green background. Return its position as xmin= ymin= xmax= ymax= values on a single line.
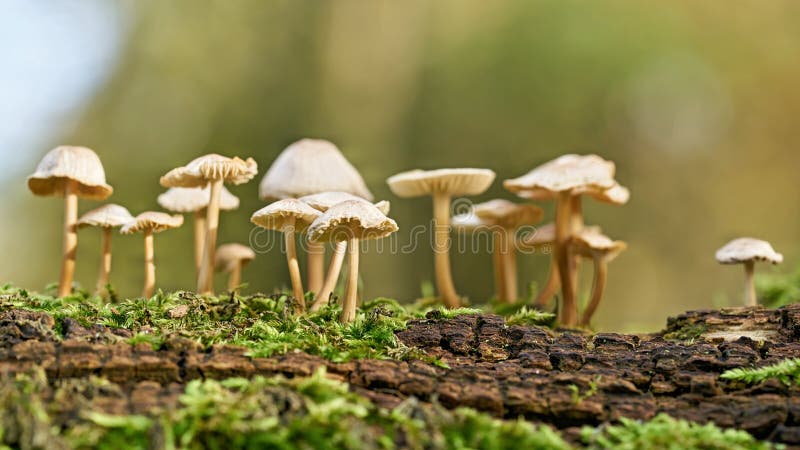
xmin=3 ymin=0 xmax=800 ymax=331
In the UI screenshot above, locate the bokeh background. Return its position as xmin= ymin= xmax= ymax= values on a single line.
xmin=3 ymin=0 xmax=800 ymax=331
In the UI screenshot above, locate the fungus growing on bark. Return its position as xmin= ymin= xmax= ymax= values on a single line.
xmin=120 ymin=212 xmax=184 ymax=298
xmin=215 ymin=243 xmax=256 ymax=292
xmin=77 ymin=204 xmax=134 ymax=295
xmin=716 ymin=238 xmax=783 ymax=306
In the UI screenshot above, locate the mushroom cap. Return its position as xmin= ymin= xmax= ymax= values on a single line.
xmin=120 ymin=212 xmax=184 ymax=234
xmin=299 ymin=191 xmax=391 ymax=215
xmin=215 ymin=243 xmax=256 ymax=273
xmin=307 ymin=200 xmax=398 ymax=242
xmin=386 ymin=168 xmax=496 ymax=198
xmin=519 ymin=223 xmax=603 ymax=247
xmin=504 ymin=154 xmax=616 ymax=196
xmin=77 ymin=204 xmax=135 ymax=229
xmin=518 ymin=182 xmax=630 ymax=205
xmin=472 ymin=199 xmax=543 ymax=228
xmin=157 ymin=186 xmax=240 ymax=213
xmin=373 ymin=200 xmax=391 ymax=215
xmin=572 ymin=229 xmax=627 ymax=261
xmin=716 ymin=238 xmax=784 ymax=265
xmin=451 ymin=212 xmax=488 ymax=232
xmin=250 ymin=198 xmax=322 ymax=232
xmin=259 ymin=139 xmax=373 ymax=201
xmin=27 ymin=146 xmax=113 ymax=200
xmin=160 ymin=154 xmax=258 ymax=188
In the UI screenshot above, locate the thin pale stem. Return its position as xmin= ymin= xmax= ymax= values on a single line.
xmin=555 ymin=191 xmax=577 ymax=326
xmin=311 ymin=240 xmax=346 ymax=312
xmin=580 ymin=256 xmax=607 ymax=327
xmin=58 ymin=180 xmax=78 ymax=298
xmin=228 ymin=263 xmax=242 ymax=292
xmin=197 ymin=180 xmax=222 ymax=294
xmin=501 ymin=228 xmax=518 ymax=303
xmin=143 ymin=230 xmax=155 ymax=298
xmin=569 ymin=195 xmax=583 ymax=298
xmin=432 ymin=192 xmax=460 ymax=308
xmin=744 ymin=261 xmax=757 ymax=307
xmin=535 ymin=256 xmax=560 ymax=307
xmin=96 ymin=227 xmax=112 ymax=295
xmin=284 ymin=220 xmax=305 ymax=313
xmin=492 ymin=232 xmax=507 ymax=301
xmin=307 ymin=241 xmax=325 ymax=294
xmin=341 ymin=237 xmax=359 ymax=324
xmin=193 ymin=209 xmax=207 ymax=276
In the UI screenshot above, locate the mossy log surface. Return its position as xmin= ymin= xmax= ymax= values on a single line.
xmin=1 ymin=305 xmax=800 ymax=446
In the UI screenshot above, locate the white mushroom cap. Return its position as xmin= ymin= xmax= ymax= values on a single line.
xmin=250 ymin=198 xmax=322 ymax=232
xmin=28 ymin=146 xmax=113 ymax=199
xmin=215 ymin=243 xmax=256 ymax=273
xmin=387 ymin=168 xmax=496 ymax=198
xmin=519 ymin=223 xmax=603 ymax=247
xmin=716 ymin=238 xmax=783 ymax=265
xmin=259 ymin=139 xmax=373 ymax=201
xmin=77 ymin=204 xmax=135 ymax=229
xmin=572 ymin=229 xmax=627 ymax=261
xmin=157 ymin=186 xmax=240 ymax=213
xmin=120 ymin=212 xmax=184 ymax=234
xmin=160 ymin=154 xmax=258 ymax=188
xmin=451 ymin=212 xmax=488 ymax=232
xmin=518 ymin=182 xmax=630 ymax=206
xmin=307 ymin=200 xmax=398 ymax=242
xmin=299 ymin=191 xmax=391 ymax=215
xmin=472 ymin=199 xmax=543 ymax=228
xmin=504 ymin=154 xmax=616 ymax=195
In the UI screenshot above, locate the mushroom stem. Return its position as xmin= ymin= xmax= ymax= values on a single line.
xmin=432 ymin=192 xmax=460 ymax=308
xmin=193 ymin=209 xmax=207 ymax=276
xmin=143 ymin=230 xmax=155 ymax=298
xmin=57 ymin=180 xmax=78 ymax=298
xmin=535 ymin=256 xmax=560 ymax=307
xmin=341 ymin=237 xmax=359 ymax=324
xmin=492 ymin=232 xmax=507 ymax=301
xmin=284 ymin=219 xmax=306 ymax=313
xmin=744 ymin=261 xmax=757 ymax=307
xmin=311 ymin=240 xmax=347 ymax=312
xmin=569 ymin=195 xmax=583 ymax=298
xmin=579 ymin=256 xmax=607 ymax=327
xmin=307 ymin=242 xmax=325 ymax=294
xmin=554 ymin=191 xmax=577 ymax=326
xmin=96 ymin=227 xmax=112 ymax=295
xmin=501 ymin=228 xmax=518 ymax=303
xmin=228 ymin=262 xmax=242 ymax=292
xmin=197 ymin=179 xmax=222 ymax=294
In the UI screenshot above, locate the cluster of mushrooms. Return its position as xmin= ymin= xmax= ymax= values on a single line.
xmin=26 ymin=142 xmax=784 ymax=326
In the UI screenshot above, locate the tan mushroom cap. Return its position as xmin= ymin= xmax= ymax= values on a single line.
xmin=77 ymin=204 xmax=134 ymax=229
xmin=215 ymin=243 xmax=256 ymax=273
xmin=259 ymin=139 xmax=373 ymax=201
xmin=518 ymin=182 xmax=630 ymax=205
xmin=520 ymin=223 xmax=603 ymax=247
xmin=473 ymin=199 xmax=543 ymax=228
xmin=28 ymin=146 xmax=113 ymax=200
xmin=160 ymin=154 xmax=258 ymax=188
xmin=307 ymin=200 xmax=399 ymax=243
xmin=157 ymin=186 xmax=240 ymax=213
xmin=451 ymin=212 xmax=487 ymax=232
xmin=716 ymin=238 xmax=783 ymax=265
xmin=387 ymin=168 xmax=496 ymax=198
xmin=572 ymin=229 xmax=627 ymax=260
xmin=504 ymin=154 xmax=616 ymax=195
xmin=299 ymin=191 xmax=391 ymax=215
xmin=250 ymin=198 xmax=322 ymax=232
xmin=121 ymin=212 xmax=184 ymax=234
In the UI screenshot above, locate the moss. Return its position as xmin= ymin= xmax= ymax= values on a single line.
xmin=721 ymin=358 xmax=800 ymax=386
xmin=663 ymin=323 xmax=706 ymax=341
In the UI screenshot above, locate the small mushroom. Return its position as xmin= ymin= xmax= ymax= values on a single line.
xmin=157 ymin=186 xmax=240 ymax=275
xmin=250 ymin=199 xmax=322 ymax=312
xmin=571 ymin=229 xmax=627 ymax=327
xmin=161 ymin=154 xmax=257 ymax=294
xmin=387 ymin=168 xmax=495 ymax=308
xmin=120 ymin=212 xmax=184 ymax=298
xmin=307 ymin=200 xmax=398 ymax=323
xmin=452 ymin=211 xmax=506 ymax=300
xmin=716 ymin=238 xmax=783 ymax=306
xmin=77 ymin=204 xmax=134 ymax=294
xmin=260 ymin=139 xmax=373 ymax=295
xmin=28 ymin=146 xmax=113 ymax=297
xmin=214 ymin=243 xmax=256 ymax=292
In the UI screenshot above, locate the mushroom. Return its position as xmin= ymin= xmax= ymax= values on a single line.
xmin=387 ymin=168 xmax=495 ymax=308
xmin=157 ymin=186 xmax=240 ymax=275
xmin=472 ymin=200 xmax=543 ymax=302
xmin=250 ymin=199 xmax=322 ymax=312
xmin=27 ymin=146 xmax=113 ymax=297
xmin=504 ymin=155 xmax=623 ymax=326
xmin=451 ymin=211 xmax=507 ymax=300
xmin=299 ymin=192 xmax=391 ymax=311
xmin=160 ymin=154 xmax=257 ymax=294
xmin=120 ymin=212 xmax=184 ymax=298
xmin=76 ymin=204 xmax=134 ymax=294
xmin=307 ymin=200 xmax=398 ymax=323
xmin=571 ymin=229 xmax=627 ymax=327
xmin=716 ymin=238 xmax=783 ymax=306
xmin=259 ymin=139 xmax=373 ymax=295
xmin=214 ymin=243 xmax=256 ymax=292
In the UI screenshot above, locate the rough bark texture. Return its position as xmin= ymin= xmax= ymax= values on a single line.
xmin=1 ymin=305 xmax=800 ymax=446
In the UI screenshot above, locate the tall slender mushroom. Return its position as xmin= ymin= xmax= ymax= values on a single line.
xmin=716 ymin=238 xmax=783 ymax=307
xmin=307 ymin=201 xmax=398 ymax=323
xmin=157 ymin=186 xmax=240 ymax=275
xmin=77 ymin=204 xmax=134 ymax=295
xmin=387 ymin=169 xmax=495 ymax=309
xmin=120 ymin=212 xmax=184 ymax=298
xmin=250 ymin=199 xmax=322 ymax=312
xmin=571 ymin=229 xmax=627 ymax=327
xmin=160 ymin=154 xmax=257 ymax=294
xmin=214 ymin=243 xmax=256 ymax=292
xmin=299 ymin=192 xmax=390 ymax=311
xmin=504 ymin=155 xmax=621 ymax=326
xmin=259 ymin=139 xmax=373 ymax=294
xmin=451 ymin=211 xmax=507 ymax=301
xmin=28 ymin=146 xmax=113 ymax=297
